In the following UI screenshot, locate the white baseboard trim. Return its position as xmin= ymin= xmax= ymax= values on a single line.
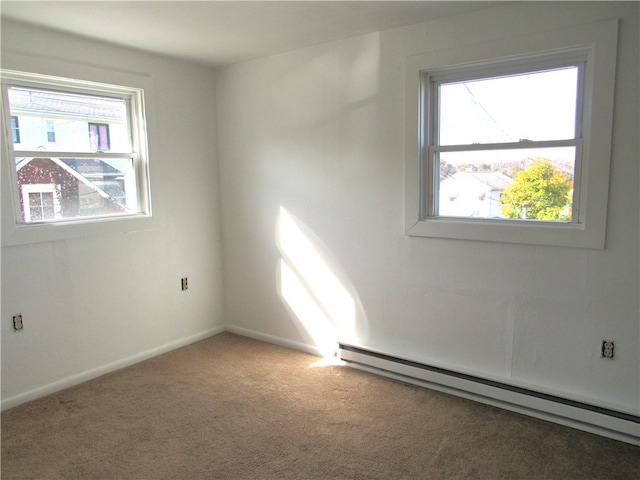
xmin=224 ymin=325 xmax=324 ymax=358
xmin=8 ymin=325 xmax=635 ymax=446
xmin=339 ymin=343 xmax=640 ymax=446
xmin=1 ymin=326 xmax=225 ymax=411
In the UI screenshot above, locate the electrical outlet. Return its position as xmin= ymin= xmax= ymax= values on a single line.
xmin=13 ymin=314 xmax=23 ymax=331
xmin=181 ymin=277 xmax=188 ymax=291
xmin=601 ymin=340 xmax=614 ymax=359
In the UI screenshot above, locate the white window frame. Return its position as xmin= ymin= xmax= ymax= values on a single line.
xmin=21 ymin=184 xmax=62 ymax=222
xmin=1 ymin=63 xmax=156 ymax=246
xmin=425 ymin=55 xmax=585 ymax=222
xmin=404 ymin=19 xmax=618 ymax=249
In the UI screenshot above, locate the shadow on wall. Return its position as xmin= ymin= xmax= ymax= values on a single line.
xmin=276 ymin=206 xmax=368 ymax=357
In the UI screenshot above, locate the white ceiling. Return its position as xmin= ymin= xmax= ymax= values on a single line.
xmin=0 ymin=1 xmax=501 ymax=67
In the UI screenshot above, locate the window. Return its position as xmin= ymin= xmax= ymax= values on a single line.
xmin=2 ymin=71 xmax=151 ymax=226
xmin=404 ymin=19 xmax=618 ymax=248
xmin=45 ymin=119 xmax=56 ymax=143
xmin=427 ymin=60 xmax=583 ymax=222
xmin=88 ymin=122 xmax=110 ymax=151
xmin=10 ymin=115 xmax=20 ymax=143
xmin=21 ymin=184 xmax=61 ymax=222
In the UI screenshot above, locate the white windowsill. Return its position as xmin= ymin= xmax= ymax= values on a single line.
xmin=406 ymin=217 xmax=594 ymax=249
xmin=1 ymin=214 xmax=159 ymax=247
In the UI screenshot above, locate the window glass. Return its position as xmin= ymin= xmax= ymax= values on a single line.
xmin=438 ymin=146 xmax=576 ymax=221
xmin=3 ymin=74 xmax=149 ymax=225
xmin=428 ymin=64 xmax=582 ymax=223
xmin=14 ymin=156 xmax=136 ymax=222
xmin=438 ymin=67 xmax=579 ymax=145
xmin=8 ymin=87 xmax=128 ymax=153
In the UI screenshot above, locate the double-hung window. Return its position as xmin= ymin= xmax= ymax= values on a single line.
xmin=1 ymin=71 xmax=151 ymax=226
xmin=426 ymin=56 xmax=583 ymax=223
xmin=405 ymin=19 xmax=618 ymax=248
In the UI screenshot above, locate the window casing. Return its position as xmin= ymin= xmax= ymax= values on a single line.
xmin=404 ymin=19 xmax=618 ymax=248
xmin=1 ymin=71 xmax=151 ymax=227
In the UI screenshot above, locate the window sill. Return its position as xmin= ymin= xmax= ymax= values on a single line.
xmin=1 ymin=214 xmax=159 ymax=247
xmin=406 ymin=217 xmax=603 ymax=249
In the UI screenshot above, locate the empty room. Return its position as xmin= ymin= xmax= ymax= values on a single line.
xmin=1 ymin=1 xmax=638 ymax=478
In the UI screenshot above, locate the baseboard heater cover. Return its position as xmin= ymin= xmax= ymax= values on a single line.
xmin=338 ymin=343 xmax=640 ymax=445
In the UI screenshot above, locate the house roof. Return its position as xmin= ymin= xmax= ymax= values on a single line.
xmin=16 ymin=157 xmax=124 ymax=203
xmin=443 ymin=171 xmax=513 ymax=191
xmin=8 ymin=88 xmax=124 ymax=122
xmin=61 ymin=159 xmax=124 ymax=176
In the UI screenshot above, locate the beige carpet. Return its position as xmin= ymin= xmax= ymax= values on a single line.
xmin=2 ymin=333 xmax=638 ymax=479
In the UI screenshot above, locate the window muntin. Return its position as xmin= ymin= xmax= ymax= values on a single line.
xmin=2 ymin=72 xmax=150 ymax=225
xmin=425 ymin=62 xmax=584 ymax=223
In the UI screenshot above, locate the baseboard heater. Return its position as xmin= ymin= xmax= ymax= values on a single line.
xmin=338 ymin=343 xmax=640 ymax=445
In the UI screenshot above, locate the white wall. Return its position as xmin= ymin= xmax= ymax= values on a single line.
xmin=1 ymin=21 xmax=225 ymax=407
xmin=216 ymin=2 xmax=639 ymax=413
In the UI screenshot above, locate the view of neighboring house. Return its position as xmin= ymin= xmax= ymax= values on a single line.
xmin=8 ymin=87 xmax=131 ymax=222
xmin=16 ymin=157 xmax=128 ymax=222
xmin=8 ymin=88 xmax=127 ymax=150
xmin=439 ymin=170 xmax=513 ymax=219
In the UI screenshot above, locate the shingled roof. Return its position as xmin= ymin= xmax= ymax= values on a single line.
xmin=8 ymin=87 xmax=124 ymax=122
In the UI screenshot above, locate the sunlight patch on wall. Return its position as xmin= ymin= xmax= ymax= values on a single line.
xmin=276 ymin=206 xmax=356 ymax=357
xmin=278 ymin=259 xmax=338 ymax=357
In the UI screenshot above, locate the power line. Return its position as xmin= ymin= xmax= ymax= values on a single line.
xmin=462 ymin=83 xmax=513 ymax=142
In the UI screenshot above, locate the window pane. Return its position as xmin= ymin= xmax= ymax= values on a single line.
xmin=98 ymin=124 xmax=110 ymax=150
xmin=17 ymin=157 xmax=137 ymax=222
xmin=28 ymin=192 xmax=41 ymax=208
xmin=41 ymin=191 xmax=55 ymax=207
xmin=8 ymin=87 xmax=129 ymax=152
xmin=438 ymin=67 xmax=579 ymax=146
xmin=438 ymin=147 xmax=575 ymax=221
xmin=88 ymin=123 xmax=98 ymax=150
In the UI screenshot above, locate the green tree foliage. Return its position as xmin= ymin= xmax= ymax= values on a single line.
xmin=501 ymin=158 xmax=573 ymax=220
